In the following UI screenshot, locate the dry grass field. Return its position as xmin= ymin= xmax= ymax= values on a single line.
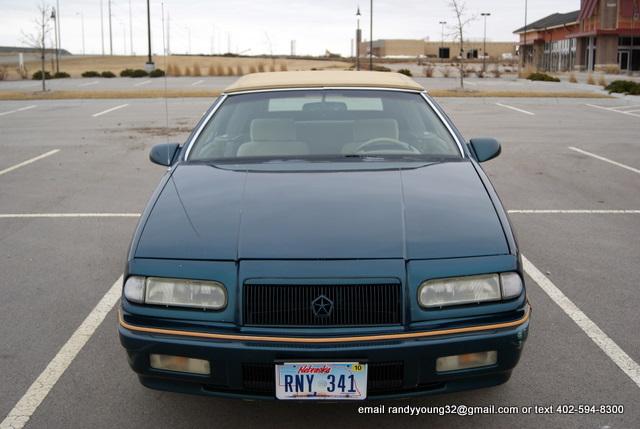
xmin=4 ymin=55 xmax=351 ymax=79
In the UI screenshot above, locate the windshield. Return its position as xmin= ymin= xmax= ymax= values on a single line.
xmin=187 ymin=90 xmax=461 ymax=162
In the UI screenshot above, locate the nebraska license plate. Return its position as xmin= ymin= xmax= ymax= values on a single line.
xmin=275 ymin=362 xmax=367 ymax=400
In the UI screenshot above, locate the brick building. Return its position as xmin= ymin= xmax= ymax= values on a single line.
xmin=514 ymin=0 xmax=640 ymax=72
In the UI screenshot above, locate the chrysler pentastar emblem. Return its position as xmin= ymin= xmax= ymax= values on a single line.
xmin=311 ymin=294 xmax=334 ymax=318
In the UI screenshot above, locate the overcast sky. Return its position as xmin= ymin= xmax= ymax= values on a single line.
xmin=0 ymin=0 xmax=579 ymax=56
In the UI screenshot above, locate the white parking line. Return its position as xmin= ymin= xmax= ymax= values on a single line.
xmin=0 ymin=276 xmax=123 ymax=429
xmin=509 ymin=209 xmax=640 ymax=214
xmin=0 ymin=213 xmax=140 ymax=218
xmin=92 ymin=103 xmax=129 ymax=117
xmin=78 ymin=80 xmax=99 ymax=87
xmin=133 ymin=79 xmax=152 ymax=87
xmin=523 ymin=256 xmax=640 ymax=389
xmin=495 ymin=103 xmax=535 ymax=116
xmin=0 ymin=105 xmax=37 ymax=117
xmin=191 ymin=79 xmax=204 ymax=86
xmin=0 ymin=149 xmax=60 ymax=177
xmin=569 ymin=146 xmax=640 ymax=175
xmin=585 ymin=103 xmax=640 ymax=118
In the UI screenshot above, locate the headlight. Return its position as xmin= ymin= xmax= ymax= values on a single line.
xmin=123 ymin=276 xmax=227 ymax=310
xmin=418 ymin=272 xmax=523 ymax=308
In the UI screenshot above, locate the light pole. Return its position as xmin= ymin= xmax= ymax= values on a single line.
xmin=439 ymin=21 xmax=446 ymax=59
xmin=50 ymin=8 xmax=59 ymax=73
xmin=108 ymin=0 xmax=113 ymax=55
xmin=369 ymin=0 xmax=373 ymax=70
xmin=481 ymin=13 xmax=491 ymax=73
xmin=129 ymin=0 xmax=133 ymax=55
xmin=356 ymin=6 xmax=361 ymax=70
xmin=520 ymin=0 xmax=528 ymax=74
xmin=120 ymin=22 xmax=126 ymax=55
xmin=145 ymin=0 xmax=154 ymax=70
xmin=100 ymin=0 xmax=105 ymax=55
xmin=76 ymin=12 xmax=85 ymax=55
xmin=56 ymin=0 xmax=61 ymax=71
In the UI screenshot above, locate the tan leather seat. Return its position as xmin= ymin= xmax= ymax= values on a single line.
xmin=237 ymin=119 xmax=310 ymax=157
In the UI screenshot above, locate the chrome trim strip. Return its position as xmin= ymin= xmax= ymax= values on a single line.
xmin=420 ymin=92 xmax=466 ymax=157
xmin=183 ymin=94 xmax=228 ymax=161
xmin=224 ymin=86 xmax=424 ymax=95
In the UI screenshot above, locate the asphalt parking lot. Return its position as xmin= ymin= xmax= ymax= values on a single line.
xmin=0 ymin=75 xmax=622 ymax=96
xmin=0 ymin=94 xmax=639 ymax=428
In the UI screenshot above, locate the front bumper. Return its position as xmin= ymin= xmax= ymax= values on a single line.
xmin=118 ymin=307 xmax=530 ymax=400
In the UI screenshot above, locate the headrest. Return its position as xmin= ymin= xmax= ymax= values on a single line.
xmin=250 ymin=118 xmax=297 ymax=141
xmin=353 ymin=119 xmax=399 ymax=142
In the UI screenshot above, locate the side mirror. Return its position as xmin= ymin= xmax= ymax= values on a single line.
xmin=149 ymin=143 xmax=180 ymax=166
xmin=469 ymin=138 xmax=501 ymax=163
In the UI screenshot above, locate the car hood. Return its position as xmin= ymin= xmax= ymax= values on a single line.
xmin=135 ymin=162 xmax=509 ymax=260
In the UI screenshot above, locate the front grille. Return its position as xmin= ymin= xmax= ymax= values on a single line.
xmin=241 ymin=362 xmax=404 ymax=395
xmin=243 ymin=283 xmax=402 ymax=326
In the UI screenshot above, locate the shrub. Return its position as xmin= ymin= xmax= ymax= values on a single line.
xmin=101 ymin=71 xmax=116 ymax=78
xmin=130 ymin=69 xmax=149 ymax=78
xmin=257 ymin=63 xmax=265 ymax=73
xmin=491 ymin=66 xmax=501 ymax=78
xmin=527 ymin=72 xmax=560 ymax=82
xmin=424 ymin=65 xmax=434 ymax=78
xmin=193 ymin=63 xmax=202 ymax=76
xmin=504 ymin=68 xmax=512 ymax=73
xmin=171 ymin=65 xmax=182 ymax=77
xmin=279 ymin=63 xmax=288 ymax=71
xmin=81 ymin=70 xmax=100 ymax=77
xmin=602 ymin=65 xmax=620 ymax=75
xmin=397 ymin=68 xmax=412 ymax=77
xmin=236 ymin=65 xmax=244 ymax=76
xmin=0 ymin=65 xmax=7 ymax=80
xmin=208 ymin=65 xmax=216 ymax=76
xmin=477 ymin=70 xmax=485 ymax=78
xmin=598 ymin=74 xmax=607 ymax=87
xmin=53 ymin=71 xmax=70 ymax=78
xmin=269 ymin=63 xmax=276 ymax=72
xmin=32 ymin=70 xmax=52 ymax=80
xmin=216 ymin=64 xmax=225 ymax=76
xmin=120 ymin=68 xmax=135 ymax=77
xmin=605 ymin=80 xmax=640 ymax=94
xmin=442 ymin=67 xmax=450 ymax=78
xmin=149 ymin=68 xmax=165 ymax=77
xmin=227 ymin=66 xmax=234 ymax=75
xmin=586 ymin=73 xmax=596 ymax=85
xmin=184 ymin=67 xmax=192 ymax=76
xmin=569 ymin=73 xmax=577 ymax=83
xmin=248 ymin=65 xmax=257 ymax=74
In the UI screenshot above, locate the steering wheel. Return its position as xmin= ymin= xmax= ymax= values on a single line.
xmin=354 ymin=137 xmax=420 ymax=154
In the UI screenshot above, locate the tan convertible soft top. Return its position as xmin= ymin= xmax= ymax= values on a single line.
xmin=223 ymin=70 xmax=424 ymax=93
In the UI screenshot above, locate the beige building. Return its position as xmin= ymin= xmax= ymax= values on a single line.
xmin=359 ymin=39 xmax=517 ymax=59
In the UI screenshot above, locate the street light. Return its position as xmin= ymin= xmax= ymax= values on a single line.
xmin=481 ymin=13 xmax=491 ymax=73
xmin=76 ymin=12 xmax=85 ymax=55
xmin=356 ymin=6 xmax=361 ymax=70
xmin=50 ymin=8 xmax=59 ymax=73
xmin=145 ymin=0 xmax=154 ymax=70
xmin=369 ymin=0 xmax=373 ymax=70
xmin=439 ymin=21 xmax=447 ymax=60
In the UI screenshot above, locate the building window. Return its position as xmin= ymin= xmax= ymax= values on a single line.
xmin=438 ymin=47 xmax=450 ymax=59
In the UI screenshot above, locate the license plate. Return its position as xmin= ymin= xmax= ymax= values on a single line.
xmin=275 ymin=362 xmax=367 ymax=400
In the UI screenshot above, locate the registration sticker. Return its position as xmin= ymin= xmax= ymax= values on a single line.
xmin=275 ymin=362 xmax=368 ymax=400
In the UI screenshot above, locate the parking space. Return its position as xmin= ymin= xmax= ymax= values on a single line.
xmin=0 ymin=96 xmax=638 ymax=428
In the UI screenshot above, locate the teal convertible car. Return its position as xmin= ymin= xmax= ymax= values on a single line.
xmin=119 ymin=71 xmax=530 ymax=400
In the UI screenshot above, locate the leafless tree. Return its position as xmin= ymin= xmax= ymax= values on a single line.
xmin=21 ymin=3 xmax=53 ymax=91
xmin=448 ymin=0 xmax=476 ymax=89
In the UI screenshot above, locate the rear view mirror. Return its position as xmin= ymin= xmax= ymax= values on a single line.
xmin=469 ymin=138 xmax=501 ymax=163
xmin=149 ymin=143 xmax=180 ymax=166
